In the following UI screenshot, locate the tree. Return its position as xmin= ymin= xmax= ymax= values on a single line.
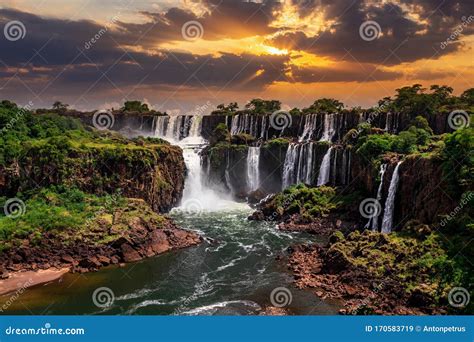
xmin=52 ymin=101 xmax=69 ymax=114
xmin=303 ymin=98 xmax=344 ymax=114
xmin=122 ymin=100 xmax=149 ymax=112
xmin=216 ymin=102 xmax=239 ymax=112
xmin=245 ymin=99 xmax=281 ymax=114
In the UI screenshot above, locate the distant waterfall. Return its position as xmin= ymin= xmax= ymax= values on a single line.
xmin=282 ymin=144 xmax=298 ymax=189
xmin=282 ymin=143 xmax=315 ymax=189
xmin=299 ymin=114 xmax=317 ymax=142
xmin=320 ymin=114 xmax=335 ymax=142
xmin=317 ymin=146 xmax=332 ymax=186
xmin=153 ymin=116 xmax=168 ymax=137
xmin=230 ymin=114 xmax=260 ymax=137
xmin=381 ymin=162 xmax=402 ymax=233
xmin=367 ymin=164 xmax=387 ymax=231
xmin=152 ymin=115 xmax=202 ymax=142
xmin=246 ymin=146 xmax=260 ymax=192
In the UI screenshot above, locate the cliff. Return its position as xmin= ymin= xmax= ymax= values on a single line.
xmin=0 ymin=135 xmax=185 ymax=213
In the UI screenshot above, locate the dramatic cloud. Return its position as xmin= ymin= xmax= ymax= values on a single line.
xmin=0 ymin=0 xmax=472 ymax=110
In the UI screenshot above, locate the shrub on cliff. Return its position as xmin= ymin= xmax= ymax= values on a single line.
xmin=259 ymin=184 xmax=337 ymax=221
xmin=209 ymin=123 xmax=230 ymax=145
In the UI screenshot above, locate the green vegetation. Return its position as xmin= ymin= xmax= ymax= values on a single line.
xmin=265 ymin=184 xmax=337 ymax=221
xmin=329 ymin=227 xmax=472 ymax=313
xmin=121 ymin=100 xmax=150 ymax=113
xmin=0 ymin=187 xmax=125 ymax=250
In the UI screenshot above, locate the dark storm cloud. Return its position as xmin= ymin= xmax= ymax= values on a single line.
xmin=114 ymin=0 xmax=281 ymax=47
xmin=273 ymin=0 xmax=471 ymax=65
xmin=289 ymin=63 xmax=402 ymax=83
xmin=0 ymin=7 xmax=288 ymax=95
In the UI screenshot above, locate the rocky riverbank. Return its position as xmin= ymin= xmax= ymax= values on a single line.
xmin=0 ymin=198 xmax=201 ymax=294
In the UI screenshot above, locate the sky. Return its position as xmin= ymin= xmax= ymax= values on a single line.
xmin=0 ymin=0 xmax=473 ymax=114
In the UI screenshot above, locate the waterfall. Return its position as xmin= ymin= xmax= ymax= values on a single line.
xmin=246 ymin=146 xmax=260 ymax=192
xmin=299 ymin=114 xmax=317 ymax=142
xmin=317 ymin=146 xmax=332 ymax=186
xmin=260 ymin=116 xmax=267 ymax=140
xmin=165 ymin=115 xmax=180 ymax=141
xmin=282 ymin=144 xmax=298 ymax=189
xmin=153 ymin=116 xmax=168 ymax=137
xmin=188 ymin=116 xmax=202 ymax=138
xmin=304 ymin=143 xmax=314 ymax=184
xmin=320 ymin=114 xmax=335 ymax=142
xmin=366 ymin=164 xmax=387 ymax=231
xmin=381 ymin=162 xmax=402 ymax=233
xmin=282 ymin=143 xmax=315 ymax=189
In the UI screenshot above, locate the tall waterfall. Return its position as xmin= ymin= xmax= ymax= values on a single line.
xmin=381 ymin=162 xmax=402 ymax=233
xmin=152 ymin=115 xmax=232 ymax=210
xmin=246 ymin=146 xmax=260 ymax=192
xmin=320 ymin=114 xmax=335 ymax=142
xmin=317 ymin=146 xmax=332 ymax=186
xmin=299 ymin=114 xmax=317 ymax=142
xmin=366 ymin=164 xmax=387 ymax=231
xmin=282 ymin=144 xmax=298 ymax=189
xmin=282 ymin=143 xmax=315 ymax=189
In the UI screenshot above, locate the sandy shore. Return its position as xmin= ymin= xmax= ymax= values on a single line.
xmin=0 ymin=268 xmax=70 ymax=296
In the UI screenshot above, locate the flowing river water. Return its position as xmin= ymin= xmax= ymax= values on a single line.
xmin=0 ymin=117 xmax=342 ymax=315
xmin=1 ymin=205 xmax=340 ymax=315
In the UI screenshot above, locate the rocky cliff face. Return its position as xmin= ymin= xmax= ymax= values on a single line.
xmin=0 ymin=142 xmax=185 ymax=213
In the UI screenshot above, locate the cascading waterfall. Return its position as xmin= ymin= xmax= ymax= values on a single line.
xmin=282 ymin=143 xmax=315 ymax=189
xmin=299 ymin=114 xmax=317 ymax=142
xmin=282 ymin=144 xmax=298 ymax=189
xmin=381 ymin=162 xmax=402 ymax=233
xmin=153 ymin=116 xmax=168 ymax=137
xmin=246 ymin=146 xmax=260 ymax=192
xmin=317 ymin=146 xmax=332 ymax=186
xmin=320 ymin=114 xmax=335 ymax=142
xmin=366 ymin=164 xmax=387 ymax=231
